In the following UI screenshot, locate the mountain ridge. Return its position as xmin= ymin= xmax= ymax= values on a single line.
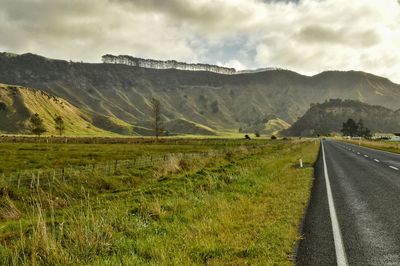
xmin=1 ymin=52 xmax=400 ymax=136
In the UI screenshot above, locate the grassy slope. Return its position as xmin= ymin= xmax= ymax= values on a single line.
xmin=163 ymin=118 xmax=217 ymax=135
xmin=265 ymin=118 xmax=291 ymax=136
xmin=0 ymin=139 xmax=319 ymax=265
xmin=0 ymin=84 xmax=111 ymax=136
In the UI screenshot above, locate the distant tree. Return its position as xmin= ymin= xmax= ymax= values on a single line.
xmin=341 ymin=118 xmax=358 ymax=137
xmin=362 ymin=127 xmax=372 ymax=138
xmin=255 ymin=131 xmax=261 ymax=137
xmin=29 ymin=113 xmax=47 ymax=137
xmin=356 ymin=119 xmax=365 ymax=136
xmin=357 ymin=119 xmax=372 ymax=138
xmin=0 ymin=102 xmax=7 ymax=111
xmin=270 ymin=135 xmax=277 ymax=140
xmin=244 ymin=134 xmax=251 ymax=140
xmin=150 ymin=98 xmax=163 ymax=139
xmin=54 ymin=115 xmax=65 ymax=136
xmin=341 ymin=118 xmax=372 ymax=138
xmin=210 ymin=100 xmax=219 ymax=113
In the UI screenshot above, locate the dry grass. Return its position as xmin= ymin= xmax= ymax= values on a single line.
xmin=345 ymin=139 xmax=400 ymax=154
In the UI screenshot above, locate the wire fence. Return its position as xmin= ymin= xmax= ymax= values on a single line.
xmin=1 ymin=145 xmax=264 ymax=189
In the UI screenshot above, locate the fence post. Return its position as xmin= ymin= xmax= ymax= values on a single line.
xmin=36 ymin=172 xmax=40 ymax=190
xmin=30 ymin=173 xmax=34 ymax=189
xmin=17 ymin=173 xmax=21 ymax=189
xmin=61 ymin=167 xmax=65 ymax=182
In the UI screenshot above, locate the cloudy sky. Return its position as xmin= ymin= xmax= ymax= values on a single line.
xmin=1 ymin=0 xmax=400 ymax=82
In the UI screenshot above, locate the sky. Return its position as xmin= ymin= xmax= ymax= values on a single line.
xmin=0 ymin=0 xmax=400 ymax=82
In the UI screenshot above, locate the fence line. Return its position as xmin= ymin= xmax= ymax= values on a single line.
xmin=1 ymin=145 xmax=265 ymax=188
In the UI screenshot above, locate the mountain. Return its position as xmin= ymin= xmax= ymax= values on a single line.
xmin=1 ymin=52 xmax=400 ymax=135
xmin=283 ymin=99 xmax=400 ymax=136
xmin=0 ymin=83 xmax=110 ymax=135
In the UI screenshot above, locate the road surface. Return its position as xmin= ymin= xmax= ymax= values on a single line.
xmin=297 ymin=139 xmax=400 ymax=266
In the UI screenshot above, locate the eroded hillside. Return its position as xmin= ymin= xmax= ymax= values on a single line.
xmin=0 ymin=84 xmax=109 ymax=135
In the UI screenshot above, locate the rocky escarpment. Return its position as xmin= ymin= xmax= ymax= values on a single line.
xmin=102 ymin=54 xmax=236 ymax=75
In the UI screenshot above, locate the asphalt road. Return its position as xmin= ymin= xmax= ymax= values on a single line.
xmin=297 ymin=139 xmax=400 ymax=266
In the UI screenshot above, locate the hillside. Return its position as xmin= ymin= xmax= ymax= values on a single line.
xmin=0 ymin=84 xmax=111 ymax=135
xmin=163 ymin=118 xmax=217 ymax=135
xmin=0 ymin=83 xmax=217 ymax=136
xmin=239 ymin=118 xmax=290 ymax=136
xmin=283 ymin=99 xmax=400 ymax=136
xmin=1 ymin=52 xmax=400 ymax=135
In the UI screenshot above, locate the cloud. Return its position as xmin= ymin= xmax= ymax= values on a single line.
xmin=0 ymin=0 xmax=400 ymax=82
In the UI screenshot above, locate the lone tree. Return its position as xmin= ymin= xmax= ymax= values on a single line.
xmin=54 ymin=115 xmax=65 ymax=136
xmin=150 ymin=97 xmax=163 ymax=139
xmin=29 ymin=113 xmax=47 ymax=137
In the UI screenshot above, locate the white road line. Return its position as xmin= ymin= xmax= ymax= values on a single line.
xmin=357 ymin=152 xmax=360 ymax=155
xmin=364 ymin=155 xmax=369 ymax=158
xmin=343 ymin=141 xmax=400 ymax=157
xmin=322 ymin=141 xmax=349 ymax=266
xmin=374 ymin=159 xmax=380 ymax=163
xmin=389 ymin=166 xmax=399 ymax=171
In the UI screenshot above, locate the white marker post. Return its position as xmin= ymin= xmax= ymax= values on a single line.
xmin=299 ymin=158 xmax=303 ymax=168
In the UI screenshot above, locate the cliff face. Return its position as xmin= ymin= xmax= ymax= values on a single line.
xmin=283 ymin=99 xmax=400 ymax=136
xmin=1 ymin=52 xmax=400 ymax=135
xmin=102 ymin=54 xmax=236 ymax=75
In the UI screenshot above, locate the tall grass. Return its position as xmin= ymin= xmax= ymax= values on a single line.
xmin=0 ymin=140 xmax=318 ymax=265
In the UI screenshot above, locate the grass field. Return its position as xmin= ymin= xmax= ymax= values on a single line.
xmin=0 ymin=138 xmax=319 ymax=265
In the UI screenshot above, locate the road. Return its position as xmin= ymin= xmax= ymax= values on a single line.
xmin=297 ymin=139 xmax=400 ymax=266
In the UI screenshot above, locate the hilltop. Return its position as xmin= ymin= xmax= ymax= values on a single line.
xmin=283 ymin=99 xmax=400 ymax=136
xmin=1 ymin=52 xmax=400 ymax=135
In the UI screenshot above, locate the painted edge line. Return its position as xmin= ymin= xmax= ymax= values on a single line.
xmin=389 ymin=166 xmax=399 ymax=171
xmin=342 ymin=141 xmax=400 ymax=158
xmin=322 ymin=141 xmax=349 ymax=266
